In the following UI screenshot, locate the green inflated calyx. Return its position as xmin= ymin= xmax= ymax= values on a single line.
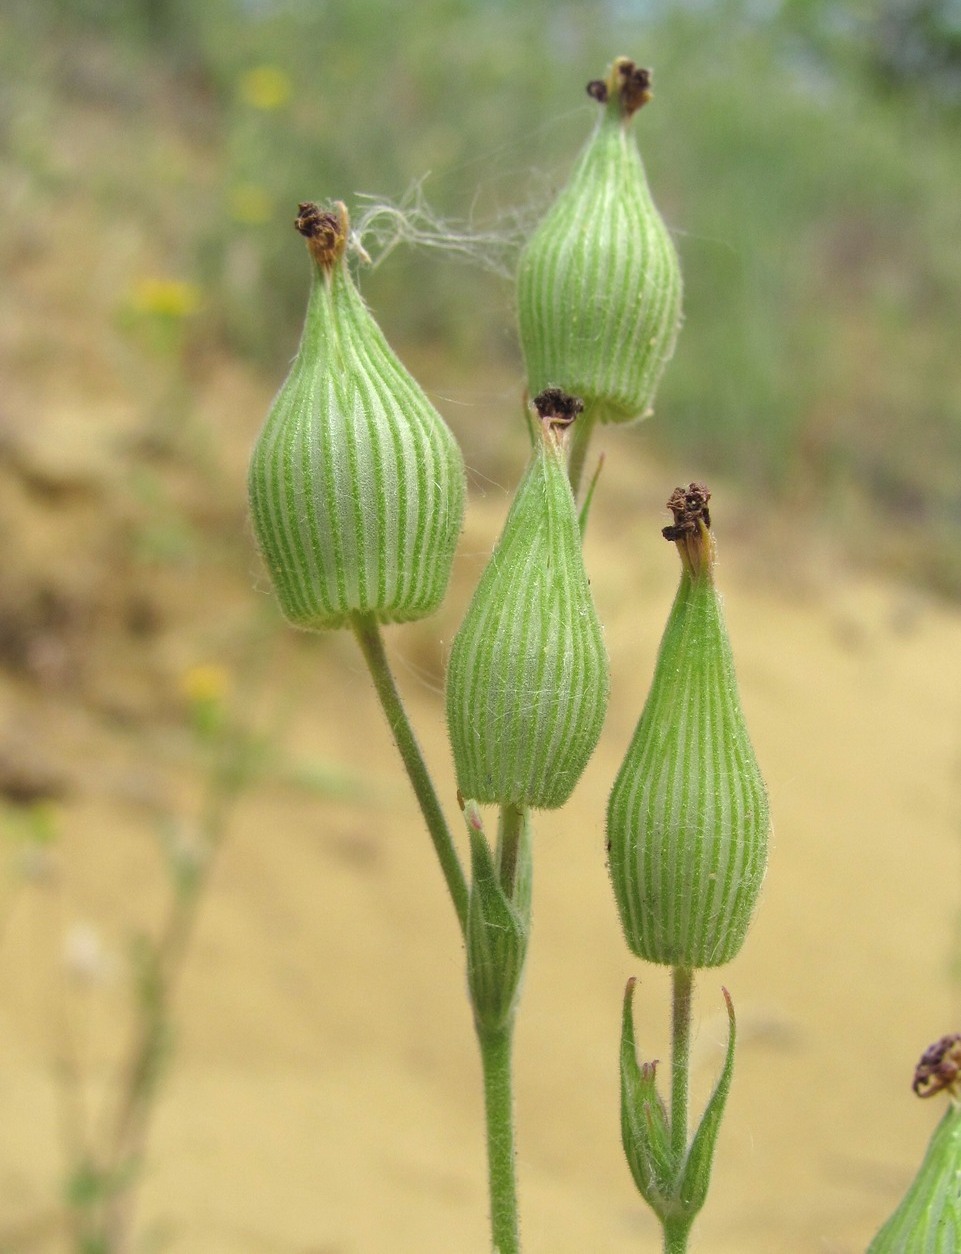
xmin=446 ymin=389 xmax=609 ymax=810
xmin=248 ymin=201 xmax=466 ymax=630
xmin=607 ymin=484 xmax=769 ymax=968
xmin=517 ymin=59 xmax=683 ymax=428
xmin=869 ymin=1035 xmax=961 ymax=1252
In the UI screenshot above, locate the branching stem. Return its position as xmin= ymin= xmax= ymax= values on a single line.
xmin=351 ymin=612 xmax=468 ymax=935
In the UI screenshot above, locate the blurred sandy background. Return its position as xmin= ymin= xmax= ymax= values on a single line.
xmin=2 ymin=2 xmax=961 ymax=1251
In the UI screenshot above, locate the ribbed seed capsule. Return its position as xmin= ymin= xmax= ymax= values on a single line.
xmin=248 ymin=202 xmax=466 ymax=630
xmin=446 ymin=390 xmax=609 ymax=809
xmin=607 ymin=485 xmax=768 ymax=968
xmin=517 ymin=59 xmax=683 ymax=426
xmin=869 ymin=1036 xmax=961 ymax=1252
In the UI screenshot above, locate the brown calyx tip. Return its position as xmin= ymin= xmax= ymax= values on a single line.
xmin=663 ymin=482 xmax=711 ymax=540
xmin=532 ymin=388 xmax=583 ymax=436
xmin=295 ymin=200 xmax=348 ymax=268
xmin=611 ymin=58 xmax=653 ymax=117
xmin=586 ymin=79 xmax=608 ymax=104
xmin=662 ymin=482 xmax=714 ymax=576
xmin=913 ymin=1034 xmax=961 ymax=1100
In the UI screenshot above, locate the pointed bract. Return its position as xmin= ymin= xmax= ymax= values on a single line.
xmin=620 ymin=979 xmax=675 ymax=1213
xmin=464 ymin=801 xmax=532 ymax=1033
xmin=677 ymin=987 xmax=737 ymax=1215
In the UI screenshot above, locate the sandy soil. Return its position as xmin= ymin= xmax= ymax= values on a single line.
xmin=1 ymin=385 xmax=960 ymax=1254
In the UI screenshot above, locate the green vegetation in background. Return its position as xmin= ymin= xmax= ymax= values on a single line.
xmin=3 ymin=0 xmax=961 ymax=589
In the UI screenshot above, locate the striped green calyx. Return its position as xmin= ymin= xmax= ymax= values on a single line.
xmin=516 ymin=58 xmax=683 ymax=426
xmin=446 ymin=389 xmax=609 ymax=810
xmin=607 ymin=484 xmax=768 ymax=967
xmin=248 ymin=201 xmax=466 ymax=630
xmin=869 ymin=1035 xmax=961 ymax=1252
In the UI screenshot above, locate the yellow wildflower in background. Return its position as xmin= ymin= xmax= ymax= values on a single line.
xmin=130 ymin=277 xmax=201 ymax=319
xmin=240 ymin=65 xmax=292 ymax=111
xmin=179 ymin=663 xmax=232 ymax=707
xmin=179 ymin=663 xmax=232 ymax=740
xmin=230 ymin=183 xmax=273 ymax=225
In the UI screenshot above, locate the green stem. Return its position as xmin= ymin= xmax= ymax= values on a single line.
xmin=670 ymin=965 xmax=694 ymax=1162
xmin=566 ymin=400 xmax=601 ymax=500
xmin=663 ymin=965 xmax=695 ymax=1254
xmin=497 ymin=803 xmax=524 ymax=897
xmin=664 ymin=1217 xmax=695 ymax=1254
xmin=98 ymin=731 xmax=245 ymax=1249
xmin=478 ymin=1022 xmax=520 ymax=1254
xmin=351 ymin=612 xmax=468 ymax=935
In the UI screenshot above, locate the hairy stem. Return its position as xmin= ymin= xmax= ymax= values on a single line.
xmin=479 ymin=1022 xmax=520 ymax=1254
xmin=497 ymin=803 xmax=524 ymax=898
xmin=664 ymin=1216 xmax=695 ymax=1254
xmin=351 ymin=612 xmax=468 ymax=935
xmin=566 ymin=400 xmax=601 ymax=500
xmin=670 ymin=965 xmax=694 ymax=1161
xmin=663 ymin=965 xmax=695 ymax=1254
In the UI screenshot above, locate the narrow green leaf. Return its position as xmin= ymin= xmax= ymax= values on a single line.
xmin=677 ymin=986 xmax=737 ymax=1217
